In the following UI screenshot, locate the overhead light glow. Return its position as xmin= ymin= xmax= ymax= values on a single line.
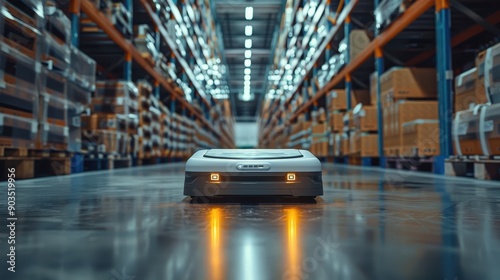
xmin=245 ymin=7 xmax=253 ymax=20
xmin=244 ymin=84 xmax=251 ymax=90
xmin=245 ymin=39 xmax=252 ymax=49
xmin=245 ymin=50 xmax=252 ymax=58
xmin=244 ymin=80 xmax=251 ymax=86
xmin=245 ymin=25 xmax=253 ymax=36
xmin=244 ymin=75 xmax=251 ymax=81
xmin=244 ymin=68 xmax=251 ymax=75
xmin=245 ymin=59 xmax=251 ymax=67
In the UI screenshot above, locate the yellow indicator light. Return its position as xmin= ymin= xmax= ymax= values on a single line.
xmin=287 ymin=173 xmax=296 ymax=181
xmin=210 ymin=173 xmax=220 ymax=181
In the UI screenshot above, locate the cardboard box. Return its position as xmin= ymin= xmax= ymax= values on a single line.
xmin=81 ymin=114 xmax=127 ymax=132
xmin=354 ymin=105 xmax=378 ymax=132
xmin=96 ymin=81 xmax=138 ymax=99
xmin=475 ymin=50 xmax=488 ymax=105
xmin=393 ymin=100 xmax=438 ymax=154
xmin=381 ymin=67 xmax=437 ymax=100
xmin=330 ymin=111 xmax=344 ymax=132
xmin=454 ymin=68 xmax=478 ymax=112
xmin=312 ymin=123 xmax=327 ymax=134
xmin=358 ymin=134 xmax=379 ymax=157
xmin=401 ymin=120 xmax=440 ymax=157
xmin=328 ymin=89 xmax=371 ymax=111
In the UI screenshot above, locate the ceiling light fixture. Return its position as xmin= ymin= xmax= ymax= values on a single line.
xmin=245 ymin=39 xmax=252 ymax=49
xmin=245 ymin=50 xmax=252 ymax=58
xmin=244 ymin=68 xmax=251 ymax=75
xmin=245 ymin=59 xmax=251 ymax=67
xmin=245 ymin=25 xmax=253 ymax=36
xmin=245 ymin=7 xmax=253 ymax=20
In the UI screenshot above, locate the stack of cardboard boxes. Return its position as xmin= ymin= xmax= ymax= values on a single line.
xmin=84 ymin=81 xmax=137 ymax=156
xmin=310 ymin=108 xmax=328 ymax=157
xmin=288 ymin=114 xmax=312 ymax=150
xmin=453 ymin=42 xmax=500 ymax=157
xmin=326 ymin=89 xmax=372 ymax=158
xmin=352 ymin=104 xmax=379 ymax=158
xmin=0 ymin=2 xmax=94 ymax=154
xmin=380 ymin=67 xmax=440 ymax=157
xmin=0 ymin=0 xmax=43 ymax=150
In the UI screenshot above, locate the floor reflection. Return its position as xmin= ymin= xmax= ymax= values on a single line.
xmin=208 ymin=208 xmax=224 ymax=280
xmin=1 ymin=163 xmax=500 ymax=280
xmin=285 ymin=208 xmax=300 ymax=279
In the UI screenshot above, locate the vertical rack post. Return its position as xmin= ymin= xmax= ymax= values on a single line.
xmin=154 ymin=19 xmax=161 ymax=99
xmin=124 ymin=52 xmax=132 ymax=81
xmin=154 ymin=81 xmax=160 ymax=99
xmin=344 ymin=0 xmax=352 ymax=110
xmin=69 ymin=0 xmax=80 ymax=47
xmin=375 ymin=47 xmax=385 ymax=167
xmin=374 ymin=0 xmax=385 ymax=167
xmin=435 ymin=0 xmax=453 ymax=174
xmin=123 ymin=0 xmax=133 ymax=81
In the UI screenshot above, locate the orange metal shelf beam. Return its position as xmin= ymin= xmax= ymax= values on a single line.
xmin=80 ymin=0 xmax=227 ymax=144
xmin=286 ymin=0 xmax=435 ymax=124
xmin=406 ymin=10 xmax=500 ymax=66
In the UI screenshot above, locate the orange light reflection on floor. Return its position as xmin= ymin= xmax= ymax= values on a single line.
xmin=209 ymin=208 xmax=224 ymax=280
xmin=286 ymin=208 xmax=301 ymax=277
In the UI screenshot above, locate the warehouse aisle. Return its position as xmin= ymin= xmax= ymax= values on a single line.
xmin=2 ymin=164 xmax=500 ymax=280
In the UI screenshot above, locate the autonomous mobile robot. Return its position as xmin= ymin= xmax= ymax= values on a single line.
xmin=184 ymin=149 xmax=323 ymax=197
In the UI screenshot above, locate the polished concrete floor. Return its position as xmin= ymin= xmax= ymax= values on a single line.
xmin=1 ymin=163 xmax=500 ymax=280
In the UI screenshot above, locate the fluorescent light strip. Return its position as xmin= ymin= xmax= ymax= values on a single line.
xmin=245 ymin=25 xmax=253 ymax=36
xmin=245 ymin=7 xmax=253 ymax=20
xmin=245 ymin=39 xmax=252 ymax=49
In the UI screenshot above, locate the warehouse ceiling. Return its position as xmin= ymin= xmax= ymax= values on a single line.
xmin=214 ymin=0 xmax=283 ymax=120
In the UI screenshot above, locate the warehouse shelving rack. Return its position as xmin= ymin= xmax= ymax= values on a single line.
xmin=258 ymin=0 xmax=499 ymax=174
xmin=68 ymin=0 xmax=234 ymax=149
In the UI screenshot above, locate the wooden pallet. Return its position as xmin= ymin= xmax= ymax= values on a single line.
xmin=0 ymin=157 xmax=71 ymax=180
xmin=386 ymin=156 xmax=435 ymax=172
xmin=445 ymin=156 xmax=500 ymax=180
xmin=84 ymin=153 xmax=131 ymax=171
xmin=0 ymin=146 xmax=29 ymax=157
xmin=347 ymin=155 xmax=380 ymax=166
